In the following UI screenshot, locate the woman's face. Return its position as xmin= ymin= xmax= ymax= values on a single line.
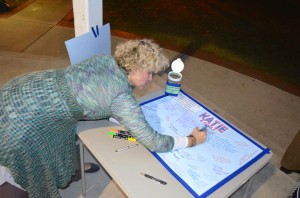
xmin=128 ymin=68 xmax=153 ymax=89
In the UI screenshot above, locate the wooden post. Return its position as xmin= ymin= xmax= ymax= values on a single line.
xmin=72 ymin=0 xmax=103 ymax=37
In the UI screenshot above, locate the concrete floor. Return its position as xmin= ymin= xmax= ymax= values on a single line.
xmin=0 ymin=0 xmax=299 ymax=197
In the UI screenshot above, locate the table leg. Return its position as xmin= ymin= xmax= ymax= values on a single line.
xmin=242 ymin=174 xmax=256 ymax=198
xmin=80 ymin=140 xmax=86 ymax=197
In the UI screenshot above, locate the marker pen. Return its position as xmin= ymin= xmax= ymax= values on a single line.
xmin=113 ymin=134 xmax=136 ymax=142
xmin=199 ymin=124 xmax=207 ymax=131
xmin=108 ymin=131 xmax=133 ymax=137
xmin=141 ymin=173 xmax=167 ymax=185
xmin=115 ymin=144 xmax=138 ymax=152
xmin=109 ymin=128 xmax=132 ymax=136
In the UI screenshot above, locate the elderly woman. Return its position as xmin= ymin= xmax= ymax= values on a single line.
xmin=0 ymin=39 xmax=206 ymax=198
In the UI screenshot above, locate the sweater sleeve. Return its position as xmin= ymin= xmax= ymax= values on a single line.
xmin=110 ymin=93 xmax=174 ymax=153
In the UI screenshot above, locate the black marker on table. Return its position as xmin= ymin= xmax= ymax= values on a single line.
xmin=141 ymin=173 xmax=167 ymax=185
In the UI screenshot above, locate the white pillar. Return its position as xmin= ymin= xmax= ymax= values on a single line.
xmin=72 ymin=0 xmax=103 ymax=37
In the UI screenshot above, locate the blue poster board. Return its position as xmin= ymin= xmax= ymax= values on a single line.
xmin=140 ymin=90 xmax=271 ymax=197
xmin=65 ymin=23 xmax=111 ymax=65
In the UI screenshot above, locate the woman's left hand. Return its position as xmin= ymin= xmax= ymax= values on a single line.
xmin=192 ymin=127 xmax=207 ymax=145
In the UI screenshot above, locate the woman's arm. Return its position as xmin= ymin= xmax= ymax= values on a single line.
xmin=111 ymin=93 xmax=174 ymax=152
xmin=111 ymin=93 xmax=207 ymax=152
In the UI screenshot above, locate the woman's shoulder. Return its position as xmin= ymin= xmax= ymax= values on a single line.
xmin=73 ymin=54 xmax=115 ymax=67
xmin=90 ymin=54 xmax=116 ymax=64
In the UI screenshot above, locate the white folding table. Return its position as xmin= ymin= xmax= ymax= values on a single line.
xmin=77 ymin=90 xmax=272 ymax=197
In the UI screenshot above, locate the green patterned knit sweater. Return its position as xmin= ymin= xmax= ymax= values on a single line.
xmin=0 ymin=55 xmax=174 ymax=198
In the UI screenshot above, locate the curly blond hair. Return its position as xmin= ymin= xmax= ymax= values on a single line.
xmin=114 ymin=39 xmax=169 ymax=73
